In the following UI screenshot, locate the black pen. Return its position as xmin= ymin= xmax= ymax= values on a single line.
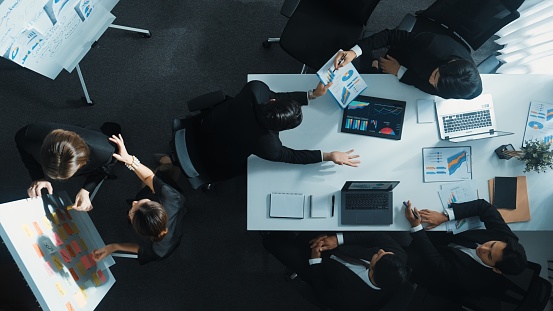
xmin=331 ymin=195 xmax=335 ymax=217
xmin=403 ymin=201 xmax=419 ymax=219
xmin=333 ymin=53 xmax=347 ymax=73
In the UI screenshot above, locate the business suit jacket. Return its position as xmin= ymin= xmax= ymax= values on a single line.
xmin=200 ymin=80 xmax=322 ymax=179
xmin=15 ymin=122 xmax=116 ymax=193
xmin=307 ymin=232 xmax=407 ymax=311
xmin=356 ymin=29 xmax=480 ymax=98
xmin=408 ymin=199 xmax=514 ymax=298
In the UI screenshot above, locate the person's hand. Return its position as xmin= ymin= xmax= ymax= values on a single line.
xmin=73 ymin=189 xmax=93 ymax=211
xmin=324 ymin=150 xmax=361 ymax=167
xmin=403 ymin=200 xmax=421 ymax=227
xmin=333 ymin=50 xmax=356 ymax=70
xmin=379 ymin=55 xmax=401 ymax=76
xmin=108 ymin=134 xmax=133 ymax=165
xmin=309 ymin=235 xmax=338 ymax=252
xmin=27 ymin=180 xmax=53 ymax=198
xmin=311 ymin=240 xmax=323 ymax=259
xmin=419 ymin=209 xmax=449 ymax=230
xmin=312 ymin=82 xmax=332 ymax=99
xmin=93 ymin=244 xmax=115 ymax=261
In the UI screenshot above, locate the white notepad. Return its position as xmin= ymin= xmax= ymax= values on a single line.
xmin=270 ymin=192 xmax=305 ymax=218
xmin=310 ymin=194 xmax=331 ymax=218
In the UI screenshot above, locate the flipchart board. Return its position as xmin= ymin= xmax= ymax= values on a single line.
xmin=0 ymin=192 xmax=116 ymax=311
xmin=0 ymin=0 xmax=119 ymax=79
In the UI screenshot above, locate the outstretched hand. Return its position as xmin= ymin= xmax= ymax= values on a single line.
xmin=312 ymin=82 xmax=332 ymax=99
xmin=333 ymin=50 xmax=356 ymax=70
xmin=324 ymin=149 xmax=360 ymax=167
xmin=92 ymin=244 xmax=115 ymax=261
xmin=108 ymin=134 xmax=132 ymax=165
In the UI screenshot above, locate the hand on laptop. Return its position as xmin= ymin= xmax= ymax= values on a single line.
xmin=323 ymin=149 xmax=360 ymax=167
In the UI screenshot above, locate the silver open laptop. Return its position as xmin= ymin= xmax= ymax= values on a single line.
xmin=436 ymin=94 xmax=513 ymax=142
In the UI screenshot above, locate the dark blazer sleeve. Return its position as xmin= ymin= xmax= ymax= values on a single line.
xmin=342 ymin=232 xmax=407 ymax=262
xmin=357 ymin=29 xmax=416 ymax=58
xmin=410 ymin=229 xmax=459 ymax=281
xmin=15 ymin=125 xmax=46 ymax=181
xmin=451 ymin=199 xmax=517 ymax=240
xmin=253 ymin=133 xmax=322 ymax=164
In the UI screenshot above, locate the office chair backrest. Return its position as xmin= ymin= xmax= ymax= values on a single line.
xmin=416 ymin=0 xmax=524 ymax=50
xmin=328 ymin=0 xmax=382 ymax=26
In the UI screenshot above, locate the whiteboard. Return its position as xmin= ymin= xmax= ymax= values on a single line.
xmin=0 ymin=192 xmax=116 ymax=311
xmin=0 ymin=0 xmax=118 ymax=79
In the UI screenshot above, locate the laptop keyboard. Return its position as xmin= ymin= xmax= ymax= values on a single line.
xmin=442 ymin=110 xmax=492 ymax=133
xmin=345 ymin=193 xmax=389 ymax=210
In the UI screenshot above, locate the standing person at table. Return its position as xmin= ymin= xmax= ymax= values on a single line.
xmin=403 ymin=199 xmax=526 ymax=299
xmin=198 ymin=80 xmax=360 ymax=181
xmin=334 ymin=29 xmax=482 ymax=99
xmin=15 ymin=122 xmax=119 ymax=211
xmin=93 ymin=134 xmax=187 ymax=264
xmin=263 ymin=231 xmax=410 ymax=310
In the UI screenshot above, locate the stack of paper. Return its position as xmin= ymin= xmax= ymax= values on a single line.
xmin=269 ymin=192 xmax=305 ymax=219
xmin=437 ymin=181 xmax=483 ymax=234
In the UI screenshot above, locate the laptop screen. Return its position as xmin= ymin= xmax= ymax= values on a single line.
xmin=344 ymin=181 xmax=399 ymax=191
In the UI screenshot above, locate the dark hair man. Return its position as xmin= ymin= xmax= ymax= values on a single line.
xmin=403 ymin=199 xmax=527 ymax=299
xmin=263 ymin=231 xmax=410 ymax=310
xmin=199 ymin=80 xmax=360 ymax=181
xmin=15 ymin=123 xmax=117 ymax=211
xmin=334 ymin=29 xmax=483 ymax=99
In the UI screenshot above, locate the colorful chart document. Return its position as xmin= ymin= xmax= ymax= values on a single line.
xmin=0 ymin=192 xmax=115 ymax=311
xmin=523 ymin=101 xmax=553 ymax=147
xmin=422 ymin=147 xmax=472 ymax=183
xmin=316 ymin=50 xmax=367 ymax=108
xmin=437 ymin=181 xmax=483 ymax=234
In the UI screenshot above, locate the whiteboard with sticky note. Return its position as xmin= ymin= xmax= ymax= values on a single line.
xmin=0 ymin=192 xmax=115 ymax=311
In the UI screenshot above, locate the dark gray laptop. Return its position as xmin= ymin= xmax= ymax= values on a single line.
xmin=341 ymin=181 xmax=399 ymax=225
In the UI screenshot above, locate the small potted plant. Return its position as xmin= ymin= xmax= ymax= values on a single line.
xmin=500 ymin=140 xmax=553 ymax=173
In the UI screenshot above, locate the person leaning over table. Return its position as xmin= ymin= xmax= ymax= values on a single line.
xmin=197 ymin=80 xmax=361 ymax=181
xmin=92 ymin=134 xmax=186 ymax=264
xmin=334 ymin=29 xmax=482 ymax=100
xmin=15 ymin=122 xmax=119 ymax=211
xmin=403 ymin=199 xmax=527 ymax=300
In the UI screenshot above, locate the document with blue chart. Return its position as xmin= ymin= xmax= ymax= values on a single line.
xmin=340 ymin=95 xmax=406 ymax=140
xmin=523 ymin=101 xmax=553 ymax=147
xmin=316 ymin=50 xmax=367 ymax=108
xmin=422 ymin=147 xmax=472 ymax=182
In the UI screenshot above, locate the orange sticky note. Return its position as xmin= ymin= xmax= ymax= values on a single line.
xmin=71 ymin=240 xmax=82 ymax=253
xmin=65 ymin=302 xmax=75 ymax=311
xmin=91 ymin=272 xmax=101 ymax=286
xmin=60 ymin=249 xmax=71 ymax=263
xmin=69 ymin=268 xmax=79 ymax=281
xmin=66 ymin=244 xmax=76 ymax=257
xmin=63 ymin=209 xmax=73 ymax=220
xmin=76 ymin=262 xmax=86 ymax=276
xmin=79 ymin=238 xmax=88 ymax=251
xmin=88 ymin=254 xmax=96 ymax=266
xmin=22 ymin=224 xmax=34 ymax=237
xmin=57 ymin=227 xmax=68 ymax=240
xmin=97 ymin=270 xmax=106 ymax=283
xmin=56 ymin=209 xmax=66 ymax=222
xmin=42 ymin=216 xmax=53 ymax=230
xmin=70 ymin=223 xmax=79 ymax=234
xmin=32 ymin=243 xmax=44 ymax=258
xmin=52 ymin=255 xmax=64 ymax=270
xmin=73 ymin=291 xmax=87 ymax=307
xmin=80 ymin=255 xmax=92 ymax=270
xmin=32 ymin=222 xmax=43 ymax=235
xmin=52 ymin=232 xmax=64 ymax=246
xmin=62 ymin=223 xmax=73 ymax=236
xmin=55 ymin=282 xmax=66 ymax=296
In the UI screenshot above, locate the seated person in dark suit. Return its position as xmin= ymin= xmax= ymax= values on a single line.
xmin=199 ymin=80 xmax=360 ymax=180
xmin=93 ymin=135 xmax=187 ymax=264
xmin=263 ymin=231 xmax=410 ymax=310
xmin=403 ymin=199 xmax=527 ymax=300
xmin=15 ymin=122 xmax=117 ymax=211
xmin=334 ymin=29 xmax=482 ymax=99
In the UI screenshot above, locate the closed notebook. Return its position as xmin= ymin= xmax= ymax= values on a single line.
xmin=493 ymin=177 xmax=517 ymax=210
xmin=270 ymin=192 xmax=304 ymax=219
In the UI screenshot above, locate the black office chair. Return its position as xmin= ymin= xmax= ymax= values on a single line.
xmin=461 ymin=261 xmax=552 ymax=311
xmin=263 ymin=0 xmax=382 ymax=73
xmin=170 ymin=91 xmax=226 ymax=191
xmin=395 ymin=0 xmax=524 ymax=74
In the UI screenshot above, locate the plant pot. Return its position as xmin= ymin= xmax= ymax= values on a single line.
xmin=495 ymin=144 xmax=515 ymax=160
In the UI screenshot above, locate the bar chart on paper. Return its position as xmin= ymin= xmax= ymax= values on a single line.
xmin=423 ymin=147 xmax=472 ymax=182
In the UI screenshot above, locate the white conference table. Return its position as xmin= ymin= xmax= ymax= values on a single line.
xmin=247 ymin=74 xmax=553 ymax=231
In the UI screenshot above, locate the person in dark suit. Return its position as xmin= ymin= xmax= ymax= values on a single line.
xmin=403 ymin=199 xmax=527 ymax=299
xmin=334 ymin=29 xmax=482 ymax=99
xmin=199 ymin=80 xmax=360 ymax=180
xmin=15 ymin=122 xmax=117 ymax=211
xmin=92 ymin=135 xmax=187 ymax=264
xmin=263 ymin=231 xmax=410 ymax=310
